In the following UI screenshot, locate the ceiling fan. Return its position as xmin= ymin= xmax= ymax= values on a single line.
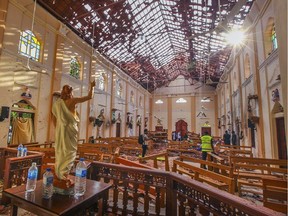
xmin=187 ymin=0 xmax=247 ymax=40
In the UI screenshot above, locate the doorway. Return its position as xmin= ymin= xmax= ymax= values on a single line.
xmin=116 ymin=122 xmax=121 ymax=137
xmin=175 ymin=120 xmax=188 ymax=138
xmin=201 ymin=127 xmax=211 ymax=136
xmin=276 ymin=117 xmax=287 ymax=159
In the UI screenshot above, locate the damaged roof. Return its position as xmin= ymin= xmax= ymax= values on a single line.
xmin=37 ymin=0 xmax=254 ymax=92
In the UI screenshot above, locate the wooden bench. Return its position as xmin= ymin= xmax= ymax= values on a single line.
xmin=207 ymin=152 xmax=226 ymax=165
xmin=230 ymin=157 xmax=287 ymax=196
xmin=77 ymin=146 xmax=114 ymax=163
xmin=173 ymin=160 xmax=235 ymax=194
xmin=262 ymin=177 xmax=287 ymax=213
xmin=179 ymin=155 xmax=233 ymax=178
xmin=27 ymin=147 xmax=55 ymax=170
xmin=79 ymin=143 xmax=116 ymax=154
xmin=140 ymin=152 xmax=170 ymax=171
xmin=167 ymin=148 xmax=201 ymax=158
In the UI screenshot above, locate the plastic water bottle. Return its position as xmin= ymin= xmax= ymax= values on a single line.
xmin=17 ymin=144 xmax=23 ymax=157
xmin=42 ymin=168 xmax=54 ymax=199
xmin=22 ymin=146 xmax=27 ymax=157
xmin=74 ymin=158 xmax=87 ymax=196
xmin=26 ymin=162 xmax=38 ymax=192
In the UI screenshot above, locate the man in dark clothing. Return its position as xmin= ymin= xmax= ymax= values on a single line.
xmin=223 ymin=130 xmax=231 ymax=145
xmin=141 ymin=129 xmax=149 ymax=158
xmin=231 ymin=131 xmax=237 ymax=145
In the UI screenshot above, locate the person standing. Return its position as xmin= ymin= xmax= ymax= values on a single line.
xmin=201 ymin=131 xmax=214 ymax=168
xmin=141 ymin=129 xmax=149 ymax=158
xmin=52 ymin=80 xmax=95 ymax=190
xmin=223 ymin=130 xmax=231 ymax=145
xmin=177 ymin=131 xmax=181 ymax=141
xmin=231 ymin=130 xmax=237 ymax=145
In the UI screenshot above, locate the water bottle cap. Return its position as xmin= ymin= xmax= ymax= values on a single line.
xmin=80 ymin=158 xmax=85 ymax=162
xmin=46 ymin=168 xmax=51 ymax=172
xmin=32 ymin=162 xmax=37 ymax=166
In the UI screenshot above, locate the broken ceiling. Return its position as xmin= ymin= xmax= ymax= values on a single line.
xmin=37 ymin=0 xmax=254 ymax=92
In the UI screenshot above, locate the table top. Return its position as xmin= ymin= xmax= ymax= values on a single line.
xmin=4 ymin=178 xmax=111 ymax=215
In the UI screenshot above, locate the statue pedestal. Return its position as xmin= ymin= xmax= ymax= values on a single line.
xmin=53 ymin=173 xmax=75 ymax=195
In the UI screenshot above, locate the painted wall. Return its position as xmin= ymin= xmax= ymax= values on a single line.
xmin=216 ymin=0 xmax=286 ymax=159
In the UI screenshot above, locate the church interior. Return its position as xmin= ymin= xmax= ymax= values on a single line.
xmin=0 ymin=0 xmax=287 ymax=215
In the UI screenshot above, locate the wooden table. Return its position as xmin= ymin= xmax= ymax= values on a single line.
xmin=3 ymin=178 xmax=111 ymax=216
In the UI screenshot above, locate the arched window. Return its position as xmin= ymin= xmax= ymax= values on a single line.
xmin=271 ymin=24 xmax=278 ymax=50
xmin=244 ymin=54 xmax=251 ymax=79
xmin=70 ymin=57 xmax=80 ymax=79
xmin=130 ymin=91 xmax=135 ymax=104
xmin=98 ymin=73 xmax=106 ymax=91
xmin=264 ymin=18 xmax=278 ymax=57
xmin=139 ymin=96 xmax=143 ymax=107
xmin=116 ymin=79 xmax=122 ymax=98
xmin=18 ymin=30 xmax=41 ymax=61
xmin=233 ymin=71 xmax=237 ymax=92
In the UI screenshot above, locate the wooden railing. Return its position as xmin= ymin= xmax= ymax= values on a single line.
xmin=90 ymin=161 xmax=285 ymax=216
xmin=0 ymin=148 xmax=43 ymax=204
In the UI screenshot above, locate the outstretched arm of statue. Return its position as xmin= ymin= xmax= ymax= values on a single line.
xmin=70 ymin=80 xmax=95 ymax=106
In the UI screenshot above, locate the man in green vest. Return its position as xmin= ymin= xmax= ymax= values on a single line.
xmin=201 ymin=131 xmax=214 ymax=169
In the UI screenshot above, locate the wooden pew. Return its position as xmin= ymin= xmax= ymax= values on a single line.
xmin=139 ymin=152 xmax=170 ymax=171
xmin=230 ymin=157 xmax=287 ymax=196
xmin=179 ymin=155 xmax=233 ymax=178
xmin=207 ymin=152 xmax=226 ymax=165
xmin=27 ymin=147 xmax=55 ymax=174
xmin=172 ymin=160 xmax=235 ymax=194
xmin=78 ymin=143 xmax=116 ymax=154
xmin=167 ymin=148 xmax=201 ymax=158
xmin=262 ymin=177 xmax=287 ymax=213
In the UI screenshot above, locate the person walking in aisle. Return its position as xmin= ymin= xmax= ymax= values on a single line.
xmin=141 ymin=129 xmax=149 ymax=158
xmin=201 ymin=131 xmax=214 ymax=169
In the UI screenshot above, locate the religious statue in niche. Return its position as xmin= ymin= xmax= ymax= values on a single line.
xmin=126 ymin=113 xmax=133 ymax=129
xmin=117 ymin=113 xmax=122 ymax=122
xmin=144 ymin=117 xmax=148 ymax=128
xmin=111 ymin=109 xmax=117 ymax=124
xmin=272 ymin=89 xmax=280 ymax=102
xmin=217 ymin=118 xmax=221 ymax=129
xmin=21 ymin=86 xmax=32 ymax=100
xmin=136 ymin=115 xmax=141 ymax=126
xmin=94 ymin=108 xmax=105 ymax=127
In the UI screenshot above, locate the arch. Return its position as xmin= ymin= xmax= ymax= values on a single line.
xmin=264 ymin=17 xmax=278 ymax=58
xmin=130 ymin=90 xmax=134 ymax=104
xmin=175 ymin=119 xmax=188 ymax=138
xmin=139 ymin=96 xmax=143 ymax=107
xmin=69 ymin=57 xmax=81 ymax=79
xmin=18 ymin=30 xmax=41 ymax=61
xmin=98 ymin=73 xmax=107 ymax=91
xmin=233 ymin=70 xmax=237 ymax=92
xmin=244 ymin=54 xmax=251 ymax=79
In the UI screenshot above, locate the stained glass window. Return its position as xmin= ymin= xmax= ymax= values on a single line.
xmin=18 ymin=30 xmax=40 ymax=61
xmin=271 ymin=24 xmax=278 ymax=50
xmin=98 ymin=73 xmax=105 ymax=91
xmin=70 ymin=57 xmax=80 ymax=79
xmin=130 ymin=91 xmax=134 ymax=104
xmin=116 ymin=79 xmax=122 ymax=98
